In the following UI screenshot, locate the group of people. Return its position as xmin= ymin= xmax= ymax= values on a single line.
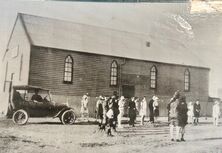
xmin=81 ymin=93 xmax=120 ymax=136
xmin=187 ymin=99 xmax=221 ymax=126
xmin=80 ymin=93 xmax=160 ymax=136
xmin=81 ymin=91 xmax=221 ymax=139
xmin=168 ymin=90 xmax=221 ymax=142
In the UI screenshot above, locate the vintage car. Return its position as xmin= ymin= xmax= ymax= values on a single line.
xmin=9 ymin=85 xmax=76 ymax=125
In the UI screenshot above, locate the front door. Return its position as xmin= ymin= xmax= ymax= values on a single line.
xmin=122 ymin=85 xmax=135 ymax=98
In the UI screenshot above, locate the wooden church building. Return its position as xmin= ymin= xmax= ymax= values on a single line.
xmin=0 ymin=12 xmax=210 ymax=116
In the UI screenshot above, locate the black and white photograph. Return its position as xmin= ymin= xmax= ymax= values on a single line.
xmin=0 ymin=0 xmax=222 ymax=152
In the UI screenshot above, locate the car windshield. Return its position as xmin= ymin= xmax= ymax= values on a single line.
xmin=14 ymin=89 xmax=51 ymax=102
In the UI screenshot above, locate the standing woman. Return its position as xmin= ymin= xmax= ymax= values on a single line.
xmin=193 ymin=100 xmax=201 ymax=125
xmin=140 ymin=96 xmax=147 ymax=125
xmin=118 ymin=96 xmax=125 ymax=128
xmin=80 ymin=93 xmax=89 ymax=121
xmin=177 ymin=96 xmax=188 ymax=141
xmin=153 ymin=96 xmax=159 ymax=123
xmin=128 ymin=97 xmax=137 ymax=127
xmin=169 ymin=90 xmax=180 ymax=141
xmin=95 ymin=95 xmax=104 ymax=124
xmin=187 ymin=102 xmax=194 ymax=124
xmin=135 ymin=97 xmax=140 ymax=116
xmin=167 ymin=90 xmax=180 ymax=123
xmin=212 ymin=101 xmax=221 ymax=126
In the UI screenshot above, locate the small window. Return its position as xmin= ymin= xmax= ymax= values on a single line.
xmin=150 ymin=65 xmax=157 ymax=89
xmin=146 ymin=41 xmax=151 ymax=47
xmin=63 ymin=55 xmax=73 ymax=83
xmin=184 ymin=69 xmax=190 ymax=91
xmin=110 ymin=61 xmax=118 ymax=86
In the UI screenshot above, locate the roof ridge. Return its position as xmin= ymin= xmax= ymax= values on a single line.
xmin=18 ymin=12 xmax=152 ymax=37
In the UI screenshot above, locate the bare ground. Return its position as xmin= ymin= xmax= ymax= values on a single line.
xmin=0 ymin=117 xmax=222 ymax=153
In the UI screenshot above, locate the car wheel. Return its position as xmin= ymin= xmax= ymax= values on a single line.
xmin=61 ymin=110 xmax=76 ymax=125
xmin=59 ymin=116 xmax=62 ymax=122
xmin=12 ymin=109 xmax=29 ymax=125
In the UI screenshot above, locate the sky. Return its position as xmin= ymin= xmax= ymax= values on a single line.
xmin=0 ymin=0 xmax=221 ymax=97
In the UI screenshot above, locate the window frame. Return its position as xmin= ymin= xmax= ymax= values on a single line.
xmin=184 ymin=69 xmax=190 ymax=92
xmin=63 ymin=55 xmax=73 ymax=84
xmin=110 ymin=60 xmax=118 ymax=86
xmin=150 ymin=65 xmax=157 ymax=89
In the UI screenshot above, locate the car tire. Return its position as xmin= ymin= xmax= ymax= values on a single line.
xmin=61 ymin=110 xmax=76 ymax=125
xmin=59 ymin=116 xmax=62 ymax=122
xmin=12 ymin=109 xmax=29 ymax=125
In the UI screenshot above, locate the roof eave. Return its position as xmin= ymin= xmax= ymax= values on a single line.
xmin=32 ymin=44 xmax=210 ymax=71
xmin=2 ymin=13 xmax=33 ymax=62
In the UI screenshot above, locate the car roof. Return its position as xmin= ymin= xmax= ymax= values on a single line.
xmin=13 ymin=85 xmax=49 ymax=91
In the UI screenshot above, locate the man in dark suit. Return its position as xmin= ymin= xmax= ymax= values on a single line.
xmin=149 ymin=96 xmax=155 ymax=123
xmin=31 ymin=90 xmax=43 ymax=102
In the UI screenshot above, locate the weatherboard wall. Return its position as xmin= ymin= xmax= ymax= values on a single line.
xmin=28 ymin=45 xmax=209 ymax=116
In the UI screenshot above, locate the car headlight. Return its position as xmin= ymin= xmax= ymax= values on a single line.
xmin=66 ymin=102 xmax=69 ymax=107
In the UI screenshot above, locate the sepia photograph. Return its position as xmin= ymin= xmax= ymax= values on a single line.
xmin=0 ymin=0 xmax=222 ymax=152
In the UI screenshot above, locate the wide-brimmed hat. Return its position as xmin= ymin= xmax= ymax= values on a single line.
xmin=215 ymin=101 xmax=219 ymax=104
xmin=152 ymin=96 xmax=159 ymax=101
xmin=120 ymin=96 xmax=125 ymax=100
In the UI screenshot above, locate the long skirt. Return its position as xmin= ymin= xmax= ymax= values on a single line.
xmin=154 ymin=108 xmax=159 ymax=117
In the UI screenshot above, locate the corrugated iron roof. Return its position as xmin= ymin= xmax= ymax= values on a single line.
xmin=17 ymin=12 xmax=208 ymax=68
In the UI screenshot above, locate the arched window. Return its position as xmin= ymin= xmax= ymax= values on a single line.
xmin=63 ymin=55 xmax=73 ymax=83
xmin=184 ymin=69 xmax=190 ymax=91
xmin=150 ymin=65 xmax=157 ymax=89
xmin=110 ymin=61 xmax=118 ymax=86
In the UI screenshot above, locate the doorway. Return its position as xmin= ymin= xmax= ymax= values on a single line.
xmin=122 ymin=85 xmax=135 ymax=98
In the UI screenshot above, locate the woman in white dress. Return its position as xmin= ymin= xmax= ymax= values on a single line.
xmin=118 ymin=96 xmax=125 ymax=128
xmin=212 ymin=101 xmax=221 ymax=126
xmin=140 ymin=96 xmax=147 ymax=125
xmin=80 ymin=93 xmax=89 ymax=121
xmin=187 ymin=102 xmax=194 ymax=124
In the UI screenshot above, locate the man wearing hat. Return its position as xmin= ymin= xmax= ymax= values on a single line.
xmin=149 ymin=96 xmax=155 ymax=123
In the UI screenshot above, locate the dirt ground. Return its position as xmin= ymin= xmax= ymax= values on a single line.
xmin=0 ymin=117 xmax=222 ymax=153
